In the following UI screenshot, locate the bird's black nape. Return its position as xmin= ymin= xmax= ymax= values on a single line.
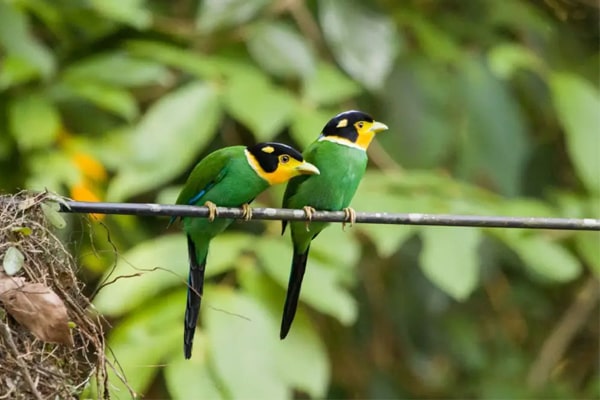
xmin=247 ymin=142 xmax=304 ymax=173
xmin=321 ymin=110 xmax=374 ymax=142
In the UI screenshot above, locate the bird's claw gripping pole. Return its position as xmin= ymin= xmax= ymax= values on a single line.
xmin=342 ymin=207 xmax=356 ymax=231
xmin=204 ymin=201 xmax=218 ymax=222
xmin=241 ymin=204 xmax=253 ymax=221
xmin=303 ymin=206 xmax=316 ymax=232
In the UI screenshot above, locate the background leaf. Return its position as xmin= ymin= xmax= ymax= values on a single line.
xmin=63 ymin=53 xmax=172 ymax=87
xmin=511 ymin=236 xmax=582 ymax=282
xmin=319 ymin=0 xmax=400 ymax=90
xmin=238 ymin=263 xmax=330 ymax=397
xmin=196 ymin=0 xmax=269 ymax=33
xmin=247 ymin=21 xmax=316 ymax=79
xmin=0 ymin=2 xmax=55 ymax=85
xmin=419 ymin=227 xmax=482 ymax=300
xmin=258 ymin=237 xmax=358 ymax=325
xmin=106 ymin=291 xmax=183 ymax=396
xmin=93 ymin=233 xmax=249 ymax=316
xmin=204 ymin=288 xmax=287 ymax=399
xmin=550 ymin=73 xmax=600 ymax=194
xmin=223 ymin=70 xmax=296 ymax=141
xmin=8 ymin=94 xmax=60 ymax=151
xmin=107 ymin=82 xmax=221 ymax=201
xmin=457 ymin=56 xmax=530 ymax=196
xmin=164 ymin=333 xmax=226 ymax=400
xmin=302 ymin=62 xmax=361 ymax=106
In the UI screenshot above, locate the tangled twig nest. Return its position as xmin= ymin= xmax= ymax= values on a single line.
xmin=0 ymin=192 xmax=108 ymax=399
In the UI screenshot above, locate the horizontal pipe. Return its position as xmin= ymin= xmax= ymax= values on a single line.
xmin=57 ymin=201 xmax=600 ymax=231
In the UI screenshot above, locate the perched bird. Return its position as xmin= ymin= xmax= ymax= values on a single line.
xmin=280 ymin=110 xmax=388 ymax=339
xmin=175 ymin=142 xmax=320 ymax=358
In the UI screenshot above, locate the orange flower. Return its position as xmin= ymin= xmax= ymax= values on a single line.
xmin=69 ymin=151 xmax=108 ymax=220
xmin=70 ymin=181 xmax=104 ymax=220
xmin=72 ymin=152 xmax=107 ymax=183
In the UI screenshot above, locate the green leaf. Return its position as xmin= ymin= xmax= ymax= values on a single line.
xmin=93 ymin=235 xmax=187 ymax=316
xmin=106 ymin=291 xmax=184 ymax=397
xmin=511 ymin=236 xmax=582 ymax=282
xmin=196 ymin=0 xmax=269 ymax=33
xmin=550 ymin=73 xmax=600 ymax=194
xmin=319 ymin=0 xmax=400 ymax=90
xmin=11 ymin=226 xmax=32 ymax=236
xmin=26 ymin=152 xmax=79 ymax=192
xmin=488 ymin=44 xmax=545 ymax=79
xmin=351 ymin=176 xmax=418 ymax=258
xmin=40 ymin=202 xmax=67 ymax=229
xmin=290 ymin=106 xmax=335 ymax=148
xmin=257 ymin=237 xmax=357 ymax=325
xmin=0 ymin=2 xmax=55 ymax=84
xmin=238 ymin=267 xmax=330 ymax=397
xmin=164 ymin=333 xmax=226 ymax=400
xmin=398 ymin=12 xmax=460 ymax=64
xmin=457 ymin=56 xmax=530 ymax=196
xmin=63 ymin=52 xmax=172 ymax=87
xmin=204 ymin=288 xmax=287 ymax=399
xmin=575 ymin=232 xmax=599 ymax=276
xmin=310 ymin=226 xmax=361 ymax=277
xmin=90 ymin=0 xmax=151 ymax=29
xmin=3 ymin=246 xmax=24 ymax=276
xmin=420 ymin=227 xmax=481 ymax=300
xmin=8 ymin=94 xmax=60 ymax=151
xmin=58 ymin=80 xmax=139 ymax=121
xmin=126 ymin=40 xmax=223 ymax=80
xmin=107 ymin=81 xmax=221 ymax=201
xmin=0 ymin=56 xmax=39 ymax=89
xmin=247 ymin=21 xmax=316 ymax=79
xmin=223 ymin=70 xmax=296 ymax=141
xmin=93 ymin=234 xmax=251 ymax=316
xmin=302 ymin=62 xmax=361 ymax=106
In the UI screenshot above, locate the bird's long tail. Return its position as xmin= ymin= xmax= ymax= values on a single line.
xmin=184 ymin=235 xmax=207 ymax=359
xmin=280 ymin=246 xmax=310 ymax=339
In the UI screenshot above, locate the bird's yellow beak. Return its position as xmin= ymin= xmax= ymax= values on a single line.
xmin=294 ymin=161 xmax=320 ymax=175
xmin=369 ymin=120 xmax=388 ymax=133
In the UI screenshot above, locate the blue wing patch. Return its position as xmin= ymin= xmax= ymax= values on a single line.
xmin=188 ymin=186 xmax=210 ymax=205
xmin=169 ymin=164 xmax=229 ymax=228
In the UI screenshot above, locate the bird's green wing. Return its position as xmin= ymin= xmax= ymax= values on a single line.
xmin=175 ymin=147 xmax=240 ymax=206
xmin=169 ymin=147 xmax=242 ymax=227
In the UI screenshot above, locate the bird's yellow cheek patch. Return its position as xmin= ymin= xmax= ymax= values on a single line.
xmin=355 ymin=131 xmax=376 ymax=150
xmin=261 ymin=169 xmax=293 ymax=185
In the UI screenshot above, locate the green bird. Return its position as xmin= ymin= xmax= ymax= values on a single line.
xmin=280 ymin=110 xmax=388 ymax=339
xmin=175 ymin=142 xmax=319 ymax=358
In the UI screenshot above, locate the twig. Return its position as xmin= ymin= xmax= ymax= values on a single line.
xmin=527 ymin=276 xmax=600 ymax=389
xmin=56 ymin=201 xmax=600 ymax=231
xmin=1 ymin=322 xmax=44 ymax=400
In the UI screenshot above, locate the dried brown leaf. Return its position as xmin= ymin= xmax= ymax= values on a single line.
xmin=0 ymin=274 xmax=73 ymax=346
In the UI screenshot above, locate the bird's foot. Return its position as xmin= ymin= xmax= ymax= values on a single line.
xmin=342 ymin=207 xmax=356 ymax=231
xmin=204 ymin=201 xmax=218 ymax=222
xmin=303 ymin=206 xmax=316 ymax=232
xmin=241 ymin=203 xmax=253 ymax=221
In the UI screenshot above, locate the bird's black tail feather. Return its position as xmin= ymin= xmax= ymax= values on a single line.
xmin=280 ymin=246 xmax=310 ymax=339
xmin=184 ymin=235 xmax=207 ymax=359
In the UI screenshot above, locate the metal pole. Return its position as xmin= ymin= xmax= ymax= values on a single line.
xmin=58 ymin=201 xmax=600 ymax=231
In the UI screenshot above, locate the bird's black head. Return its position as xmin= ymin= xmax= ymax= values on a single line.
xmin=320 ymin=110 xmax=388 ymax=150
xmin=246 ymin=142 xmax=320 ymax=185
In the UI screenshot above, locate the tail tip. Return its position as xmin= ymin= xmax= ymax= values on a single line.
xmin=184 ymin=344 xmax=192 ymax=359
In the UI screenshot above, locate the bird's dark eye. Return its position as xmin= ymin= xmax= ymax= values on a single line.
xmin=357 ymin=122 xmax=364 ymax=129
xmin=280 ymin=155 xmax=290 ymax=163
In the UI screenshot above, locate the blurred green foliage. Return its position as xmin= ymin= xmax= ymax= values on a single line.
xmin=1 ymin=0 xmax=598 ymax=398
